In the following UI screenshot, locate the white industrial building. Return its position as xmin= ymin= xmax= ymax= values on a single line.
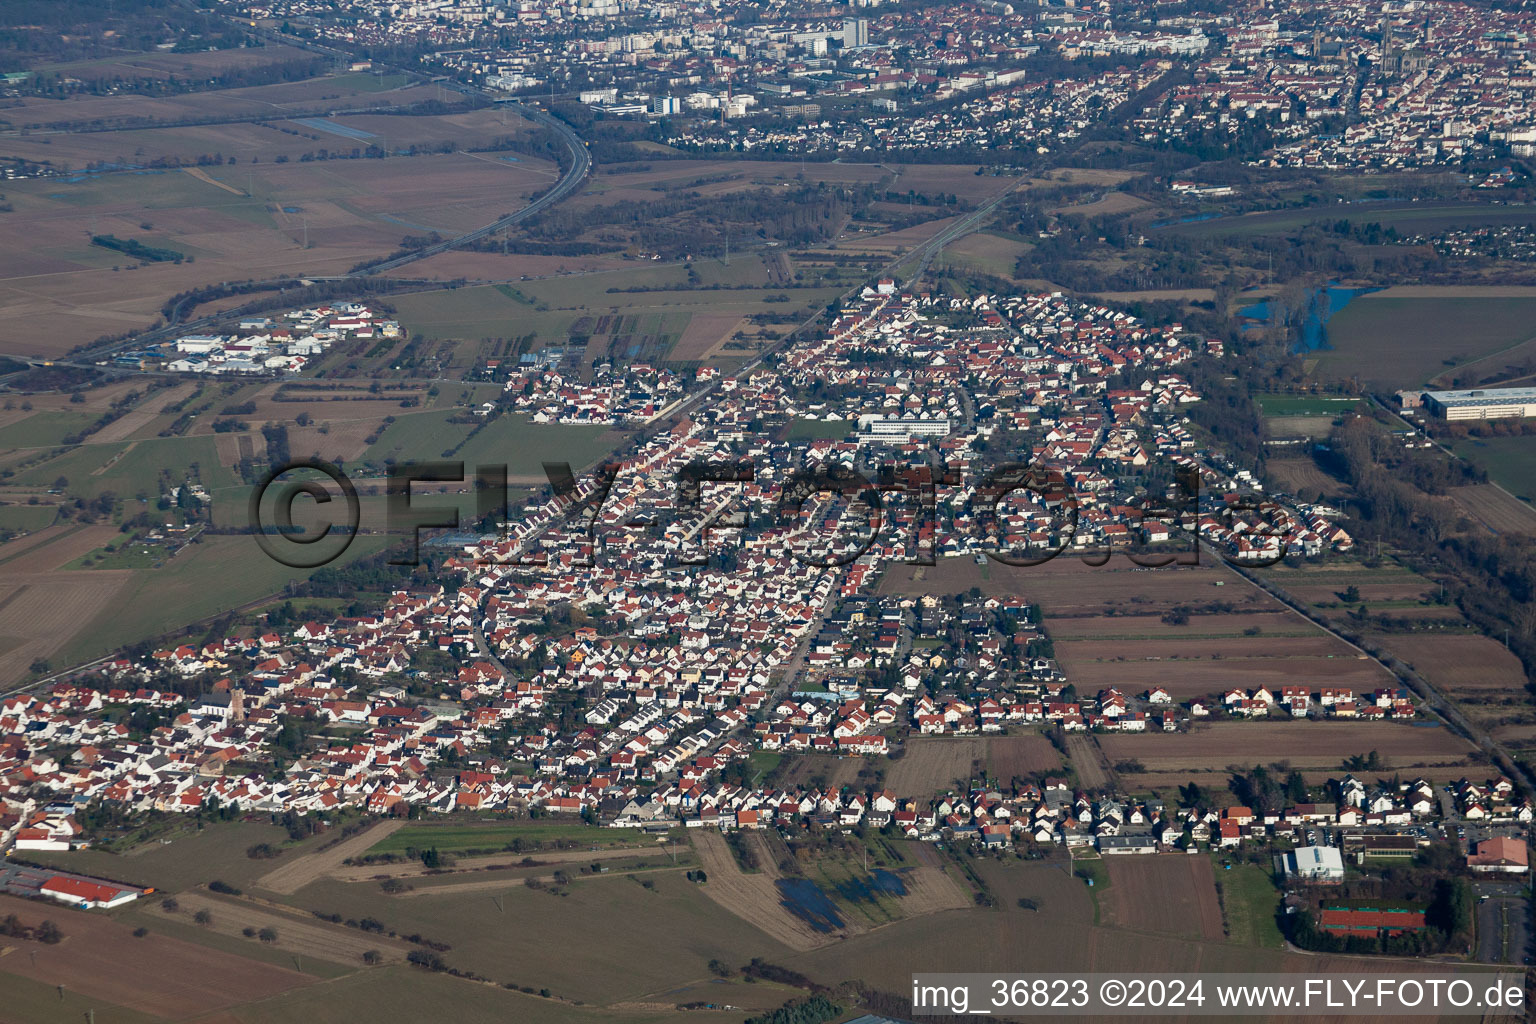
xmin=1276 ymin=844 xmax=1345 ymax=881
xmin=1422 ymin=386 xmax=1536 ymax=421
xmin=857 ymin=414 xmax=950 ymax=443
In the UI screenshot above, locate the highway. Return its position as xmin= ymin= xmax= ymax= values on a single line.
xmin=356 ymin=99 xmax=590 ymax=276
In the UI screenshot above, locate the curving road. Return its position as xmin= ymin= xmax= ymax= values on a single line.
xmin=356 ymin=100 xmax=590 ymax=276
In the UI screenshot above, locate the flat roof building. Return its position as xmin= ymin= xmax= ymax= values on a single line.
xmin=1277 ymin=844 xmax=1344 ymax=881
xmin=1422 ymin=386 xmax=1536 ymax=421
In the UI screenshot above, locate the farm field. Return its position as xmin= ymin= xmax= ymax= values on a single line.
xmin=1099 ymin=855 xmax=1225 ymax=942
xmin=25 ymin=820 xmax=302 ymax=893
xmin=1099 ymin=721 xmax=1477 ymax=773
xmin=170 ymin=890 xmax=415 ymax=965
xmin=778 ymin=876 xmax=1484 ymax=1019
xmin=1367 ymin=631 xmax=1534 ymax=738
xmin=1449 ymin=436 xmax=1536 ymax=503
xmin=364 ymin=821 xmax=665 ymax=857
xmin=0 ymin=106 xmax=554 ymax=355
xmin=878 ymin=556 xmax=1231 ymax=609
xmin=986 ymin=732 xmax=1064 ymax=779
xmin=933 ymin=230 xmax=1031 ymax=279
xmin=1265 ymin=456 xmax=1349 ymax=498
xmin=884 ymin=737 xmax=988 ymax=796
xmin=282 ymin=867 xmax=782 ymax=1004
xmin=1164 ymin=202 xmax=1536 ymax=241
xmin=689 ymin=828 xmax=832 ymax=952
xmin=0 ymin=894 xmax=311 ymax=1019
xmin=223 ymin=964 xmax=748 ymax=1024
xmin=358 ymin=409 xmax=616 ymax=480
xmin=46 ymin=532 xmax=393 ymax=672
xmin=1314 ymin=290 xmax=1536 ymax=390
xmin=1370 ymin=633 xmax=1528 ymax=694
xmin=1446 ymin=484 xmax=1536 ymax=534
xmin=1052 ymin=634 xmax=1390 ymax=698
xmin=0 ymin=565 xmax=133 ymax=684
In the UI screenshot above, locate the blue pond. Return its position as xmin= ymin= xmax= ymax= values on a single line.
xmin=777 ymin=878 xmax=843 ymax=932
xmin=1239 ymin=284 xmax=1380 ymax=352
xmin=832 ymin=868 xmax=907 ymax=903
xmin=292 ymin=117 xmax=377 ymax=140
xmin=777 ymin=870 xmax=908 ymax=932
xmin=1148 ymin=211 xmax=1222 ymax=228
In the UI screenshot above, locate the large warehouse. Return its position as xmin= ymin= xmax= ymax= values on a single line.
xmin=1422 ymin=386 xmax=1536 ymax=421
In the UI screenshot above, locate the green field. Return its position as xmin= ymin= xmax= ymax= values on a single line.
xmin=1166 ymin=202 xmax=1536 ymax=240
xmin=12 ymin=433 xmax=237 ymax=501
xmin=785 ymin=418 xmax=854 ymax=441
xmin=1315 ymin=294 xmax=1536 ymax=389
xmin=1451 ymin=435 xmax=1536 ymax=501
xmin=0 ymin=972 xmax=157 ymax=1024
xmin=52 ymin=532 xmax=392 ymax=667
xmin=24 ymin=820 xmax=296 ymax=892
xmin=0 ymin=410 xmax=99 ymax=449
xmin=367 ymin=822 xmax=664 ymax=856
xmin=1255 ymin=395 xmax=1364 ymax=417
xmin=284 ymin=870 xmax=782 ymax=1004
xmin=0 ymin=502 xmax=57 ymax=531
xmin=361 ymin=411 xmax=615 ymax=476
xmin=1217 ymin=860 xmax=1285 ymax=948
xmin=389 ymin=285 xmax=574 ymax=342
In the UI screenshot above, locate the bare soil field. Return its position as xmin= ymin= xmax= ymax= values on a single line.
xmin=1054 ymin=640 xmax=1390 ymax=698
xmin=0 ymin=893 xmax=310 ymax=1018
xmin=0 ymin=140 xmax=554 ymax=355
xmin=886 ymin=736 xmax=987 ymax=796
xmin=0 ymin=523 xmax=120 ymax=573
xmin=1123 ymin=763 xmax=1481 ymax=794
xmin=0 ymin=524 xmax=72 ymax=565
xmin=986 ymin=732 xmax=1062 ymax=778
xmin=1371 ymin=633 xmax=1529 ymax=692
xmin=892 ymin=858 xmax=972 ymax=918
xmin=846 ymin=214 xmax=963 ymax=253
xmin=0 ymin=77 xmax=443 ymax=133
xmin=174 ymin=890 xmax=411 ymax=964
xmin=690 ymin=828 xmax=831 ymax=951
xmin=1099 ymin=721 xmax=1475 ymax=772
xmin=1101 ymin=855 xmax=1225 ymax=941
xmin=0 ymin=568 xmax=133 ymax=684
xmin=878 ymin=557 xmax=1237 ymax=610
xmin=1266 ymin=458 xmax=1351 ymax=498
xmin=90 ymin=384 xmax=197 ymax=444
xmin=1052 ymin=192 xmax=1150 ymax=217
xmin=774 ymin=752 xmax=866 ymax=791
xmin=256 ymin=820 xmax=405 ymax=895
xmin=382 ymin=249 xmax=630 ymax=281
xmin=889 ymin=165 xmax=1023 ymax=202
xmin=1448 ymin=485 xmax=1536 ymax=534
xmin=670 ymin=311 xmax=748 ymax=361
xmin=1065 ymin=733 xmax=1111 ymax=790
xmin=1045 ymin=609 xmax=1310 ymax=638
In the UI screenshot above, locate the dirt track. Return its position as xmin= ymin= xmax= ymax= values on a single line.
xmin=255 ymin=820 xmax=404 ymax=895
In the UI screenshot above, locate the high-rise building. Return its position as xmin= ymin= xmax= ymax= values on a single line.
xmin=843 ymin=18 xmax=869 ymax=49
